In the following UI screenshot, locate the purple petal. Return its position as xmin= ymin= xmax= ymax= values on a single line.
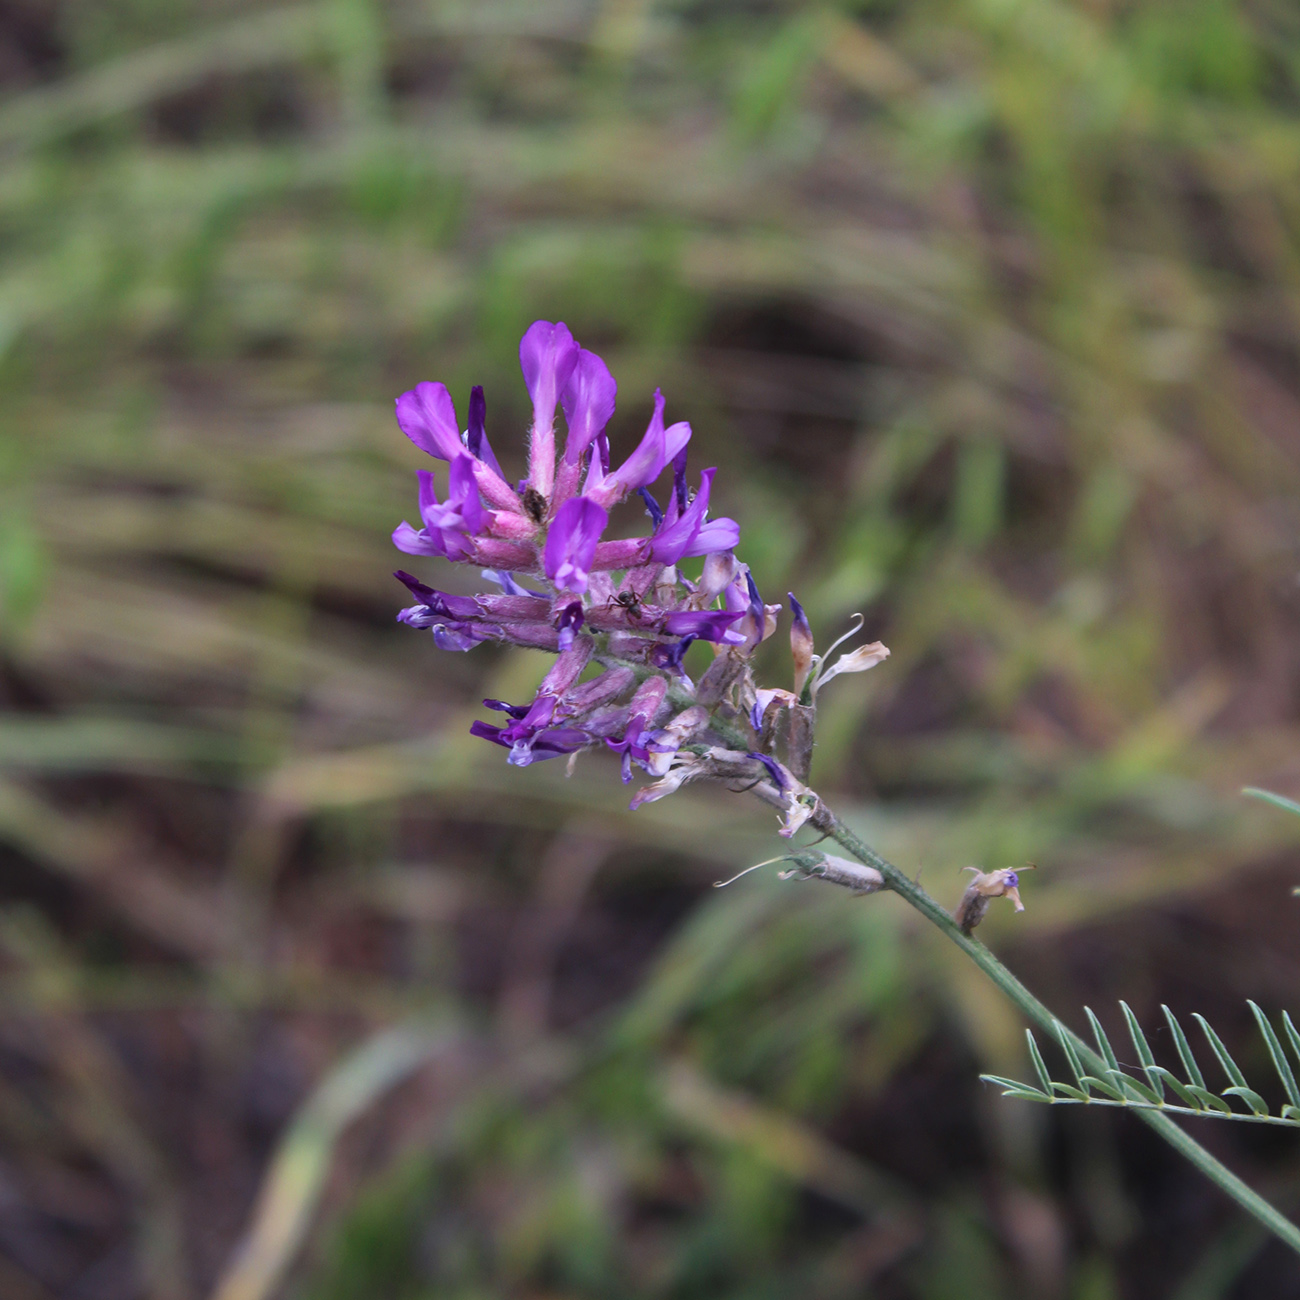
xmin=470 ymin=720 xmax=510 ymax=747
xmin=396 ymin=382 xmax=463 ymax=461
xmin=555 ymin=600 xmax=585 ymax=651
xmin=561 ymin=348 xmax=617 ymax=464
xmin=520 ymin=320 xmax=580 ymax=419
xmin=749 ymin=752 xmax=789 ymax=790
xmin=637 ymin=488 xmax=664 ymax=527
xmin=544 ymin=496 xmax=609 ymax=594
xmin=393 ymin=569 xmax=438 ymax=605
xmin=663 ymin=421 xmax=691 ymax=469
xmin=672 ymin=445 xmax=689 ymax=513
xmin=392 ymin=571 xmax=479 ymax=620
xmin=589 ymin=390 xmax=692 ymax=507
xmin=605 ymin=389 xmax=666 ymax=499
xmin=648 ymin=635 xmax=697 ymax=687
xmin=684 ymin=517 xmax=740 ymax=556
xmin=416 ymin=469 xmax=440 ymax=529
xmin=517 ymin=728 xmax=591 ymax=762
xmin=392 ymin=521 xmax=446 ymax=557
xmin=448 ymin=453 xmax=485 ymax=535
xmin=466 ymin=384 xmax=507 ymax=483
xmin=661 ymin=609 xmax=746 ymax=643
xmin=645 ymin=468 xmax=716 ymax=564
xmin=484 ymin=698 xmax=531 ymax=719
xmin=520 ymin=321 xmax=579 ymax=498
xmin=432 ymin=624 xmax=481 ymax=651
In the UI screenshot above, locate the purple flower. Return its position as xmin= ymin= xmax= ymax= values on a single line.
xmin=644 ymin=468 xmax=739 ymax=565
xmin=472 ymin=654 xmax=598 ymax=763
xmin=561 ymin=348 xmax=617 ymax=464
xmin=431 ymin=622 xmax=494 ymax=651
xmin=470 ymin=718 xmax=590 ymax=764
xmin=421 ymin=454 xmax=486 ymax=538
xmin=544 ymin=496 xmax=608 ymax=594
xmin=648 ymin=635 xmax=697 ymax=687
xmin=387 ymin=319 xmax=847 ymax=793
xmin=396 ymin=381 xmax=463 ymax=461
xmin=392 ymin=570 xmax=480 ymax=621
xmin=392 ymin=462 xmax=485 ymax=561
xmin=555 ymin=600 xmax=585 ymax=650
xmin=393 ymin=571 xmax=498 ymax=650
xmin=483 ymin=569 xmax=545 ymax=597
xmin=520 ymin=320 xmax=580 ymax=500
xmin=605 ymin=677 xmax=668 ymax=782
xmin=661 ymin=609 xmax=746 ymax=644
xmin=586 ymin=390 xmax=691 ymax=509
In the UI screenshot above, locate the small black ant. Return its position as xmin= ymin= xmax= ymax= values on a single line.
xmin=614 ymin=590 xmax=643 ymax=619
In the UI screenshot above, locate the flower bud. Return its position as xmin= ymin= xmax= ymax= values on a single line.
xmin=788 ymin=593 xmax=814 ymax=698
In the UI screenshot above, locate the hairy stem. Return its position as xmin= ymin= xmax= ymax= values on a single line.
xmin=813 ymin=803 xmax=1300 ymax=1255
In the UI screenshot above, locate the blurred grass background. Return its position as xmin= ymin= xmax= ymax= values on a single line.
xmin=5 ymin=0 xmax=1300 ymax=1296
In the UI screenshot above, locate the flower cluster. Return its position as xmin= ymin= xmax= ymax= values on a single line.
xmin=391 ymin=321 xmax=889 ymax=825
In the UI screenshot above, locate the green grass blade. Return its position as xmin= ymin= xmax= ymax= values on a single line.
xmin=1121 ymin=1000 xmax=1163 ymax=1099
xmin=1027 ymin=1029 xmax=1053 ymax=1095
xmin=1249 ymin=1002 xmax=1300 ymax=1109
xmin=1242 ymin=787 xmax=1300 ymax=817
xmin=1164 ymin=1004 xmax=1208 ymax=1089
xmin=1194 ymin=1013 xmax=1250 ymax=1090
xmin=1085 ymin=1006 xmax=1119 ymax=1071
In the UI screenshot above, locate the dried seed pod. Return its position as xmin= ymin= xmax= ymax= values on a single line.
xmin=780 ymin=852 xmax=885 ymax=895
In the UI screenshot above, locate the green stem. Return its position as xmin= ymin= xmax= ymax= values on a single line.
xmin=818 ymin=807 xmax=1300 ymax=1256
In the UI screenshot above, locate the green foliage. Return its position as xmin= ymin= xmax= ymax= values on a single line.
xmin=984 ymin=1001 xmax=1300 ymax=1128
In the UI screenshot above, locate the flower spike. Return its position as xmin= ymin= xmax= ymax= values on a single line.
xmin=389 ymin=319 xmax=889 ymax=796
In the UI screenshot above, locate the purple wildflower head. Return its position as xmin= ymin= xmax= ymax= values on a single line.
xmin=388 ymin=318 xmax=890 ymax=807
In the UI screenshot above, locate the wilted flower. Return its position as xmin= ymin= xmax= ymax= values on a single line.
xmin=955 ymin=866 xmax=1033 ymax=934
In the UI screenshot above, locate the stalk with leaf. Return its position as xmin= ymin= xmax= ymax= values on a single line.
xmin=388 ymin=319 xmax=1300 ymax=1256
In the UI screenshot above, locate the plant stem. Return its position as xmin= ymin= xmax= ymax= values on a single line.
xmin=816 ymin=805 xmax=1300 ymax=1256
